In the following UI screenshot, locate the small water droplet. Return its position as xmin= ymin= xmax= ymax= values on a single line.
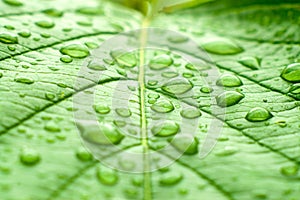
xmin=96 ymin=167 xmax=119 ymax=186
xmin=44 ymin=122 xmax=61 ymax=132
xmin=7 ymin=46 xmax=15 ymax=51
xmin=113 ymin=120 xmax=126 ymax=127
xmin=149 ymin=54 xmax=173 ymax=70
xmin=111 ymin=50 xmax=137 ymax=68
xmin=200 ymin=86 xmax=213 ymax=93
xmin=147 ymin=80 xmax=158 ymax=86
xmin=85 ymin=42 xmax=98 ymax=49
xmin=168 ymin=35 xmax=188 ymax=43
xmin=76 ymin=7 xmax=103 ymax=15
xmin=215 ymin=146 xmax=238 ymax=156
xmin=15 ymin=77 xmax=34 ymax=84
xmin=216 ymin=91 xmax=244 ymax=107
xmin=162 ymin=71 xmax=179 ymax=78
xmin=20 ymin=147 xmax=40 ymax=166
xmin=216 ymin=74 xmax=243 ymax=87
xmin=289 ymin=83 xmax=300 ymax=94
xmin=245 ymin=107 xmax=273 ymax=122
xmin=60 ymin=55 xmax=73 ymax=63
xmin=93 ymin=104 xmax=110 ymax=114
xmin=45 ymin=93 xmax=56 ymax=101
xmin=87 ymin=61 xmax=106 ymax=70
xmin=281 ymin=63 xmax=300 ymax=82
xmin=40 ymin=33 xmax=51 ymax=38
xmin=76 ymin=147 xmax=93 ymax=161
xmin=238 ymin=56 xmax=260 ymax=70
xmin=115 ymin=108 xmax=132 ymax=117
xmin=3 ymin=0 xmax=23 ymax=6
xmin=170 ymin=135 xmax=198 ymax=155
xmin=60 ymin=44 xmax=90 ymax=58
xmin=18 ymin=30 xmax=31 ymax=38
xmin=162 ymin=79 xmax=193 ymax=95
xmin=0 ymin=33 xmax=18 ymax=44
xmin=42 ymin=8 xmax=63 ymax=17
xmin=79 ymin=122 xmax=124 ymax=145
xmin=151 ymin=100 xmax=174 ymax=113
xmin=4 ymin=25 xmax=15 ymax=30
xmin=151 ymin=121 xmax=179 ymax=137
xmin=159 ymin=173 xmax=183 ymax=186
xmin=148 ymin=93 xmax=160 ymax=99
xmin=180 ymin=108 xmax=201 ymax=119
xmin=202 ymin=39 xmax=243 ymax=55
xmin=280 ymin=165 xmax=298 ymax=176
xmin=77 ymin=21 xmax=93 ymax=27
xmin=35 ymin=20 xmax=55 ymax=29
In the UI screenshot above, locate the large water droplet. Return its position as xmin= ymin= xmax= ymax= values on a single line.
xmin=60 ymin=44 xmax=90 ymax=58
xmin=151 ymin=121 xmax=179 ymax=137
xmin=245 ymin=107 xmax=273 ymax=122
xmin=151 ymin=100 xmax=174 ymax=113
xmin=180 ymin=108 xmax=201 ymax=119
xmin=97 ymin=167 xmax=119 ymax=186
xmin=79 ymin=122 xmax=124 ymax=145
xmin=15 ymin=77 xmax=34 ymax=84
xmin=0 ymin=33 xmax=18 ymax=44
xmin=216 ymin=74 xmax=243 ymax=87
xmin=202 ymin=39 xmax=243 ymax=55
xmin=93 ymin=104 xmax=111 ymax=114
xmin=76 ymin=147 xmax=93 ymax=161
xmin=115 ymin=108 xmax=132 ymax=117
xmin=149 ymin=54 xmax=173 ymax=70
xmin=20 ymin=147 xmax=40 ymax=165
xmin=87 ymin=61 xmax=106 ymax=70
xmin=35 ymin=20 xmax=55 ymax=29
xmin=162 ymin=79 xmax=193 ymax=95
xmin=159 ymin=173 xmax=183 ymax=186
xmin=216 ymin=91 xmax=244 ymax=107
xmin=3 ymin=0 xmax=23 ymax=6
xmin=238 ymin=56 xmax=260 ymax=70
xmin=170 ymin=135 xmax=198 ymax=155
xmin=281 ymin=63 xmax=300 ymax=83
xmin=111 ymin=50 xmax=137 ymax=68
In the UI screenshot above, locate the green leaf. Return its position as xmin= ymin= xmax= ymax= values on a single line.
xmin=1 ymin=0 xmax=300 ymax=200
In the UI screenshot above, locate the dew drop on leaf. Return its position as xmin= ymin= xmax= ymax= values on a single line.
xmin=200 ymin=86 xmax=213 ymax=93
xmin=148 ymin=93 xmax=160 ymax=99
xmin=151 ymin=121 xmax=179 ymax=137
xmin=20 ymin=147 xmax=40 ymax=166
xmin=87 ymin=61 xmax=106 ymax=70
xmin=280 ymin=165 xmax=298 ymax=177
xmin=238 ymin=56 xmax=260 ymax=70
xmin=180 ymin=108 xmax=201 ymax=119
xmin=60 ymin=55 xmax=73 ymax=63
xmin=216 ymin=91 xmax=245 ymax=107
xmin=14 ymin=77 xmax=34 ymax=84
xmin=60 ymin=44 xmax=90 ymax=58
xmin=170 ymin=134 xmax=199 ymax=155
xmin=162 ymin=79 xmax=193 ymax=95
xmin=93 ymin=104 xmax=111 ymax=114
xmin=289 ymin=83 xmax=300 ymax=94
xmin=111 ymin=50 xmax=137 ymax=68
xmin=96 ymin=167 xmax=119 ymax=186
xmin=76 ymin=147 xmax=93 ymax=161
xmin=159 ymin=172 xmax=183 ymax=186
xmin=115 ymin=108 xmax=132 ymax=117
xmin=0 ymin=33 xmax=18 ymax=44
xmin=151 ymin=100 xmax=174 ymax=113
xmin=162 ymin=71 xmax=179 ymax=78
xmin=216 ymin=74 xmax=243 ymax=87
xmin=167 ymin=35 xmax=189 ymax=43
xmin=35 ymin=20 xmax=55 ymax=29
xmin=3 ymin=0 xmax=23 ymax=6
xmin=281 ymin=63 xmax=300 ymax=82
xmin=202 ymin=39 xmax=243 ymax=55
xmin=149 ymin=54 xmax=173 ymax=70
xmin=44 ymin=122 xmax=61 ymax=132
xmin=245 ymin=107 xmax=273 ymax=122
xmin=42 ymin=8 xmax=63 ymax=17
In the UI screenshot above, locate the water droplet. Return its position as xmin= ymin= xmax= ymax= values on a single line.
xmin=113 ymin=120 xmax=126 ymax=127
xmin=215 ymin=146 xmax=238 ymax=156
xmin=93 ymin=105 xmax=110 ymax=114
xmin=200 ymin=86 xmax=213 ymax=93
xmin=245 ymin=107 xmax=273 ymax=122
xmin=168 ymin=35 xmax=188 ymax=43
xmin=44 ymin=122 xmax=61 ymax=132
xmin=42 ymin=9 xmax=63 ymax=17
xmin=18 ymin=30 xmax=31 ymax=38
xmin=216 ymin=91 xmax=244 ymax=107
xmin=40 ymin=33 xmax=51 ymax=38
xmin=115 ymin=108 xmax=132 ymax=117
xmin=238 ymin=56 xmax=260 ymax=70
xmin=60 ymin=55 xmax=73 ymax=63
xmin=202 ymin=39 xmax=243 ymax=55
xmin=280 ymin=165 xmax=298 ymax=176
xmin=281 ymin=63 xmax=300 ymax=82
xmin=0 ymin=33 xmax=18 ymax=44
xmin=111 ymin=50 xmax=137 ymax=68
xmin=151 ymin=100 xmax=174 ymax=113
xmin=79 ymin=122 xmax=124 ymax=145
xmin=7 ymin=46 xmax=15 ymax=51
xmin=162 ymin=79 xmax=193 ymax=95
xmin=15 ymin=77 xmax=34 ymax=84
xmin=87 ymin=61 xmax=106 ymax=70
xmin=159 ymin=173 xmax=183 ymax=186
xmin=151 ymin=121 xmax=179 ymax=137
xmin=180 ymin=108 xmax=201 ymax=119
xmin=289 ymin=83 xmax=300 ymax=94
xmin=149 ymin=54 xmax=173 ymax=70
xmin=85 ymin=42 xmax=98 ymax=49
xmin=76 ymin=7 xmax=103 ymax=15
xmin=147 ymin=80 xmax=158 ymax=86
xmin=20 ymin=147 xmax=40 ymax=166
xmin=4 ymin=25 xmax=15 ymax=30
xmin=45 ymin=93 xmax=55 ymax=101
xmin=76 ymin=147 xmax=93 ymax=161
xmin=60 ymin=44 xmax=90 ymax=58
xmin=170 ymin=135 xmax=198 ymax=155
xmin=3 ymin=0 xmax=23 ymax=6
xmin=96 ymin=167 xmax=118 ymax=186
xmin=216 ymin=74 xmax=243 ymax=87
xmin=148 ymin=93 xmax=160 ymax=99
xmin=77 ymin=21 xmax=93 ymax=27
xmin=35 ymin=20 xmax=55 ymax=29
xmin=162 ymin=71 xmax=179 ymax=78
xmin=0 ymin=72 xmax=3 ymax=78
